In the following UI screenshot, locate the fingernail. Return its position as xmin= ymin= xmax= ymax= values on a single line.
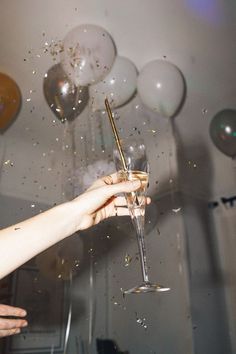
xmin=15 ymin=328 xmax=21 ymax=334
xmin=22 ymin=321 xmax=28 ymax=327
xmin=21 ymin=310 xmax=27 ymax=316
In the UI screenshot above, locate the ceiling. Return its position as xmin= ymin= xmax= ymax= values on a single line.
xmin=0 ymin=0 xmax=236 ymax=204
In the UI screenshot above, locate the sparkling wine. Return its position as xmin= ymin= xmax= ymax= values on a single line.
xmin=119 ymin=170 xmax=148 ymax=218
xmin=125 ymin=170 xmax=149 ymax=189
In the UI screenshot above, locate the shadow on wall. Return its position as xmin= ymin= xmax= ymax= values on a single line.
xmin=173 ymin=120 xmax=232 ymax=354
xmin=173 ymin=119 xmax=221 ymax=280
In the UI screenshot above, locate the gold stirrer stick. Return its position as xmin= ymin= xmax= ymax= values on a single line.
xmin=104 ymin=98 xmax=127 ymax=171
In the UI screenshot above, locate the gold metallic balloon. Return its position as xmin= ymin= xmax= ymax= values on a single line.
xmin=0 ymin=72 xmax=21 ymax=131
xmin=43 ymin=63 xmax=89 ymax=123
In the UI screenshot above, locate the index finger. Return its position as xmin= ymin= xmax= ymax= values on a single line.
xmin=0 ymin=304 xmax=27 ymax=317
xmin=87 ymin=172 xmax=119 ymax=191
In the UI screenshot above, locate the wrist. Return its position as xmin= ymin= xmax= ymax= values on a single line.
xmin=63 ymin=197 xmax=87 ymax=234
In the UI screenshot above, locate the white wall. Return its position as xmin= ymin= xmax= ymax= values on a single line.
xmin=0 ymin=1 xmax=236 ymax=353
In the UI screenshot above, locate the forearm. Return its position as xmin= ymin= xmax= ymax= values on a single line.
xmin=0 ymin=201 xmax=79 ymax=279
xmin=0 ymin=174 xmax=141 ymax=279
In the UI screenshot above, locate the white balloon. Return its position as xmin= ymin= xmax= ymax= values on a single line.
xmin=89 ymin=56 xmax=138 ymax=111
xmin=137 ymin=60 xmax=185 ymax=118
xmin=61 ymin=24 xmax=116 ymax=86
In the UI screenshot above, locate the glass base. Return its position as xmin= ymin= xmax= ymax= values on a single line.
xmin=123 ymin=282 xmax=171 ymax=294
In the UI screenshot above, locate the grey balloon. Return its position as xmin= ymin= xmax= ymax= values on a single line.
xmin=43 ymin=63 xmax=89 ymax=123
xmin=209 ymin=109 xmax=236 ymax=159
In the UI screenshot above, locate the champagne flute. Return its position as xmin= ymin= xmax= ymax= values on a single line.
xmin=113 ymin=140 xmax=170 ymax=294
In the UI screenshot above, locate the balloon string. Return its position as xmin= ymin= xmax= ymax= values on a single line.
xmin=88 ymin=251 xmax=95 ymax=349
xmin=64 ymin=303 xmax=72 ymax=354
xmin=69 ymin=121 xmax=76 ymax=198
xmin=105 ymin=252 xmax=109 ymax=338
xmin=66 ymin=120 xmax=76 ymax=173
xmin=63 ymin=271 xmax=73 ymax=354
xmin=97 ymin=111 xmax=105 ymax=152
xmin=88 ymin=102 xmax=96 ymax=157
xmin=167 ymin=118 xmax=177 ymax=207
xmin=61 ymin=121 xmax=69 ymax=202
xmin=61 ymin=120 xmax=76 ymax=200
xmin=83 ymin=134 xmax=89 ymax=167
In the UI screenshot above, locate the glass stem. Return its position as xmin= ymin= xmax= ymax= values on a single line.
xmin=132 ymin=217 xmax=149 ymax=283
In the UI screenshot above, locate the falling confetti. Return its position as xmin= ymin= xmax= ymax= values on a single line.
xmin=187 ymin=160 xmax=197 ymax=168
xmin=124 ymin=254 xmax=132 ymax=267
xmin=135 ymin=313 xmax=148 ymax=330
xmin=4 ymin=160 xmax=14 ymax=166
xmin=172 ymin=207 xmax=181 ymax=213
xmin=74 ymin=260 xmax=80 ymax=267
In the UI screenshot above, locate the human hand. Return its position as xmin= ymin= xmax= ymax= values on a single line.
xmin=71 ymin=172 xmax=151 ymax=231
xmin=0 ymin=304 xmax=27 ymax=337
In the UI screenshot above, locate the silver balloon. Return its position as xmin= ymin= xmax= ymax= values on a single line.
xmin=43 ymin=63 xmax=89 ymax=123
xmin=209 ymin=109 xmax=236 ymax=159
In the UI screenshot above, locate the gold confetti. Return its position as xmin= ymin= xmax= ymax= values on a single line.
xmin=4 ymin=160 xmax=14 ymax=166
xmin=124 ymin=254 xmax=132 ymax=267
